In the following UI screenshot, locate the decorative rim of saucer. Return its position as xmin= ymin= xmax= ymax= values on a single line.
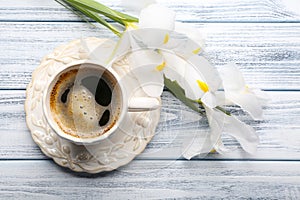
xmin=25 ymin=37 xmax=161 ymax=173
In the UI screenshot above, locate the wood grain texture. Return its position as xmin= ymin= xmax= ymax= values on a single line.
xmin=1 ymin=0 xmax=300 ymax=22
xmin=0 ymin=90 xmax=299 ymax=160
xmin=1 ymin=22 xmax=300 ymax=90
xmin=0 ymin=160 xmax=299 ymax=199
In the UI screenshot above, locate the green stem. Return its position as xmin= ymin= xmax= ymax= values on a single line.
xmin=163 ymin=76 xmax=205 ymax=115
xmin=56 ymin=0 xmax=123 ymax=36
xmin=193 ymin=99 xmax=231 ymax=116
xmin=216 ymin=106 xmax=231 ymax=116
xmin=55 ymin=0 xmax=97 ymax=28
xmin=64 ymin=0 xmax=138 ymax=25
xmin=67 ymin=0 xmax=121 ymax=36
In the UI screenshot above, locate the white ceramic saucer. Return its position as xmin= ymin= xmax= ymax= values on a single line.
xmin=25 ymin=37 xmax=161 ymax=173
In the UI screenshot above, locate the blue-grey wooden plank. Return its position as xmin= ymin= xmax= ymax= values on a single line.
xmin=0 ymin=22 xmax=299 ymax=90
xmin=0 ymin=0 xmax=300 ymax=22
xmin=0 ymin=160 xmax=299 ymax=199
xmin=0 ymin=90 xmax=299 ymax=160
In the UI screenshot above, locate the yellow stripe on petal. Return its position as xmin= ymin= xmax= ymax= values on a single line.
xmin=163 ymin=34 xmax=169 ymax=44
xmin=210 ymin=149 xmax=217 ymax=153
xmin=125 ymin=22 xmax=138 ymax=30
xmin=197 ymin=80 xmax=209 ymax=92
xmin=245 ymin=84 xmax=250 ymax=92
xmin=156 ymin=61 xmax=166 ymax=71
xmin=192 ymin=47 xmax=201 ymax=54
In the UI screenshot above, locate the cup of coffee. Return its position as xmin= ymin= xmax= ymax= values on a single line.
xmin=42 ymin=61 xmax=160 ymax=145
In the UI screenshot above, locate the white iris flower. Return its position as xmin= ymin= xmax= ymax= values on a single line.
xmin=183 ymin=64 xmax=267 ymax=159
xmin=118 ymin=0 xmax=267 ymax=159
xmin=219 ymin=63 xmax=269 ymax=120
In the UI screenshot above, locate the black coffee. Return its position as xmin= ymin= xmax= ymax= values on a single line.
xmin=50 ymin=65 xmax=122 ymax=139
xmin=81 ymin=76 xmax=112 ymax=107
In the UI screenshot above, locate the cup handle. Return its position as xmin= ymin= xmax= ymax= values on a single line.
xmin=128 ymin=97 xmax=161 ymax=112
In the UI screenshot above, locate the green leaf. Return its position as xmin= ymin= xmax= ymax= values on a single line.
xmin=64 ymin=0 xmax=138 ymax=25
xmin=61 ymin=0 xmax=121 ymax=36
xmin=55 ymin=0 xmax=96 ymax=27
xmin=164 ymin=75 xmax=204 ymax=115
xmin=216 ymin=106 xmax=231 ymax=116
xmin=83 ymin=10 xmax=121 ymax=36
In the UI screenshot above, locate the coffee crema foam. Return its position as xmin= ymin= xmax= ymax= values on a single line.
xmin=50 ymin=66 xmax=122 ymax=139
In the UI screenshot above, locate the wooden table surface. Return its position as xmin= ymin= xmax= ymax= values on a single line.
xmin=1 ymin=0 xmax=300 ymax=199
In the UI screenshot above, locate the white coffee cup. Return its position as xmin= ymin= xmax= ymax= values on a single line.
xmin=43 ymin=61 xmax=160 ymax=145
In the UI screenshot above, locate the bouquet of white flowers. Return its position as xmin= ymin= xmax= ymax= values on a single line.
xmin=56 ymin=0 xmax=269 ymax=159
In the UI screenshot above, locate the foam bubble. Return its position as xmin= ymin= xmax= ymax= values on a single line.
xmin=69 ymin=84 xmax=107 ymax=137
